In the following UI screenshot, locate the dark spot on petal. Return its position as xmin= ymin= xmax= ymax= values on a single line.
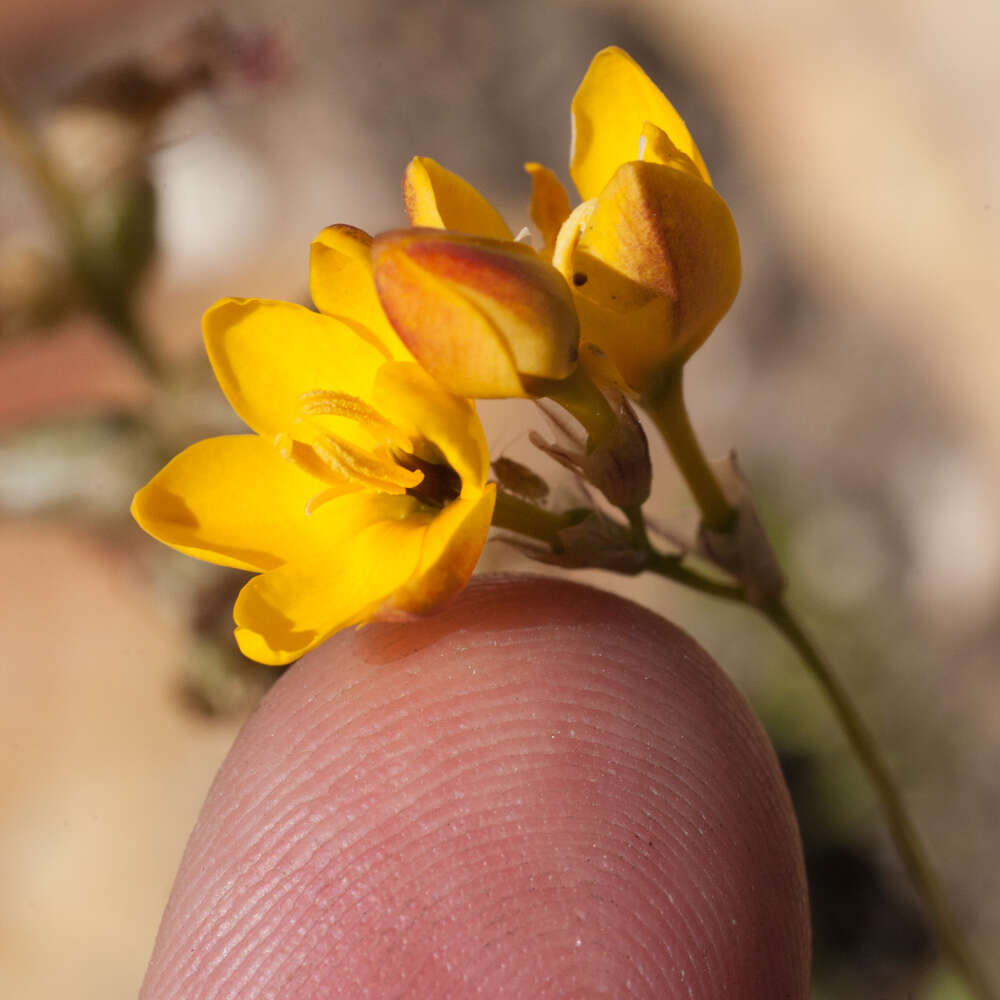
xmin=572 ymin=272 xmax=588 ymax=287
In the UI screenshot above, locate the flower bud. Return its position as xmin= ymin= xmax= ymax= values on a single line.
xmin=371 ymin=227 xmax=579 ymax=399
xmin=571 ymin=160 xmax=741 ymax=397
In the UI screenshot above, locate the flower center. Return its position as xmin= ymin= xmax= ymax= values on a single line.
xmin=278 ymin=389 xmax=462 ymax=513
xmin=394 ymin=450 xmax=462 ymax=509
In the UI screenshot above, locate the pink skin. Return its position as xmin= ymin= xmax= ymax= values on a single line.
xmin=141 ymin=576 xmax=810 ymax=998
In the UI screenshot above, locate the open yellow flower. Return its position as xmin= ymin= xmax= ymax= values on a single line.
xmin=132 ymin=225 xmax=495 ymax=665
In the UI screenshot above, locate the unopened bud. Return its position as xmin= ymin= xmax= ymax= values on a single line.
xmin=371 ymin=228 xmax=579 ymax=399
xmin=572 ymin=160 xmax=741 ymax=397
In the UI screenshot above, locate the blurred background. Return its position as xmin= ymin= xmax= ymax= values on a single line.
xmin=1 ymin=1 xmax=997 ymax=997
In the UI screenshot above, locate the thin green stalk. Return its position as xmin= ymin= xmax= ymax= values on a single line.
xmin=643 ymin=369 xmax=735 ymax=531
xmin=642 ymin=364 xmax=994 ymax=995
xmin=620 ymin=503 xmax=744 ymax=600
xmin=623 ymin=504 xmax=650 ymax=549
xmin=544 ymin=364 xmax=619 ymax=450
xmin=646 ymin=549 xmax=746 ymax=602
xmin=491 ymin=488 xmax=580 ymax=548
xmin=764 ymin=599 xmax=997 ymax=1000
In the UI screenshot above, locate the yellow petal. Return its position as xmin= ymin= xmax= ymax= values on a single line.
xmin=374 ymin=361 xmax=490 ymax=491
xmin=574 ymin=160 xmax=741 ymax=390
xmin=570 ymin=46 xmax=711 ymax=200
xmin=572 ymin=292 xmax=675 ymax=395
xmin=525 ymin=162 xmax=571 ymax=258
xmin=131 ymin=434 xmax=331 ymax=571
xmin=309 ymin=224 xmax=412 ymax=362
xmin=403 ymin=156 xmax=513 ymax=239
xmin=372 ymin=239 xmax=521 ymax=398
xmin=204 ymin=298 xmax=387 ymax=436
xmin=388 ymin=485 xmax=496 ymax=617
xmin=233 ymin=510 xmax=428 ymax=664
xmin=551 ymin=198 xmax=596 ymax=284
xmin=638 ymin=122 xmax=704 ymax=181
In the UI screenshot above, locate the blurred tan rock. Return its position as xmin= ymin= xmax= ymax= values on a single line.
xmin=0 ymin=521 xmax=241 ymax=1000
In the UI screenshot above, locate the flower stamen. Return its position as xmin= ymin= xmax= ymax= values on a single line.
xmin=311 ymin=434 xmax=422 ymax=493
xmin=275 ymin=429 xmax=424 ymax=513
xmin=280 ymin=390 xmax=464 ymax=514
xmin=297 ymin=389 xmax=412 ymax=450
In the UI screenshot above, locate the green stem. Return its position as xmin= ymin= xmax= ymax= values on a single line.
xmin=544 ymin=364 xmax=619 ymax=450
xmin=642 ymin=517 xmax=995 ymax=996
xmin=646 ymin=550 xmax=746 ymax=602
xmin=491 ymin=488 xmax=580 ymax=548
xmin=764 ymin=599 xmax=997 ymax=1000
xmin=623 ymin=504 xmax=650 ymax=550
xmin=643 ymin=369 xmax=735 ymax=530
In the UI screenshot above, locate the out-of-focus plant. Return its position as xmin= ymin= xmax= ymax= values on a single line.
xmin=1 ymin=16 xmax=283 ymax=366
xmin=0 ymin=16 xmax=287 ymax=713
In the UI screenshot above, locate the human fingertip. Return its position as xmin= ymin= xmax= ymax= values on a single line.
xmin=141 ymin=575 xmax=810 ymax=999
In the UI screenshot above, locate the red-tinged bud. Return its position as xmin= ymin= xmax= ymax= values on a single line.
xmin=371 ymin=228 xmax=579 ymax=399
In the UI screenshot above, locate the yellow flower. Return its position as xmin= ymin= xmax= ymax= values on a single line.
xmin=131 ymin=224 xmax=495 ymax=665
xmin=565 ymin=46 xmax=742 ymax=398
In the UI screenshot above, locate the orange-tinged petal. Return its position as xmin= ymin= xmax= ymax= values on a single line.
xmin=579 ymin=159 xmax=740 ymax=314
xmin=372 ymin=228 xmax=579 ymax=399
xmin=570 ymin=46 xmax=710 ymax=200
xmin=309 ymin=224 xmax=412 ymax=361
xmin=525 ymin=162 xmax=571 ymax=258
xmin=373 ymin=361 xmax=490 ymax=491
xmin=388 ymin=485 xmax=496 ymax=617
xmin=373 ymin=240 xmax=522 ymax=398
xmin=203 ymin=298 xmax=387 ymax=436
xmin=574 ymin=160 xmax=741 ymax=390
xmin=131 ymin=434 xmax=333 ymax=571
xmin=403 ymin=156 xmax=513 ymax=239
xmin=573 ymin=292 xmax=675 ymax=395
xmin=233 ymin=511 xmax=429 ymax=664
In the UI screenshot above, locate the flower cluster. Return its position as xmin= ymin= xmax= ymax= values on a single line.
xmin=133 ymin=47 xmax=742 ymax=664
